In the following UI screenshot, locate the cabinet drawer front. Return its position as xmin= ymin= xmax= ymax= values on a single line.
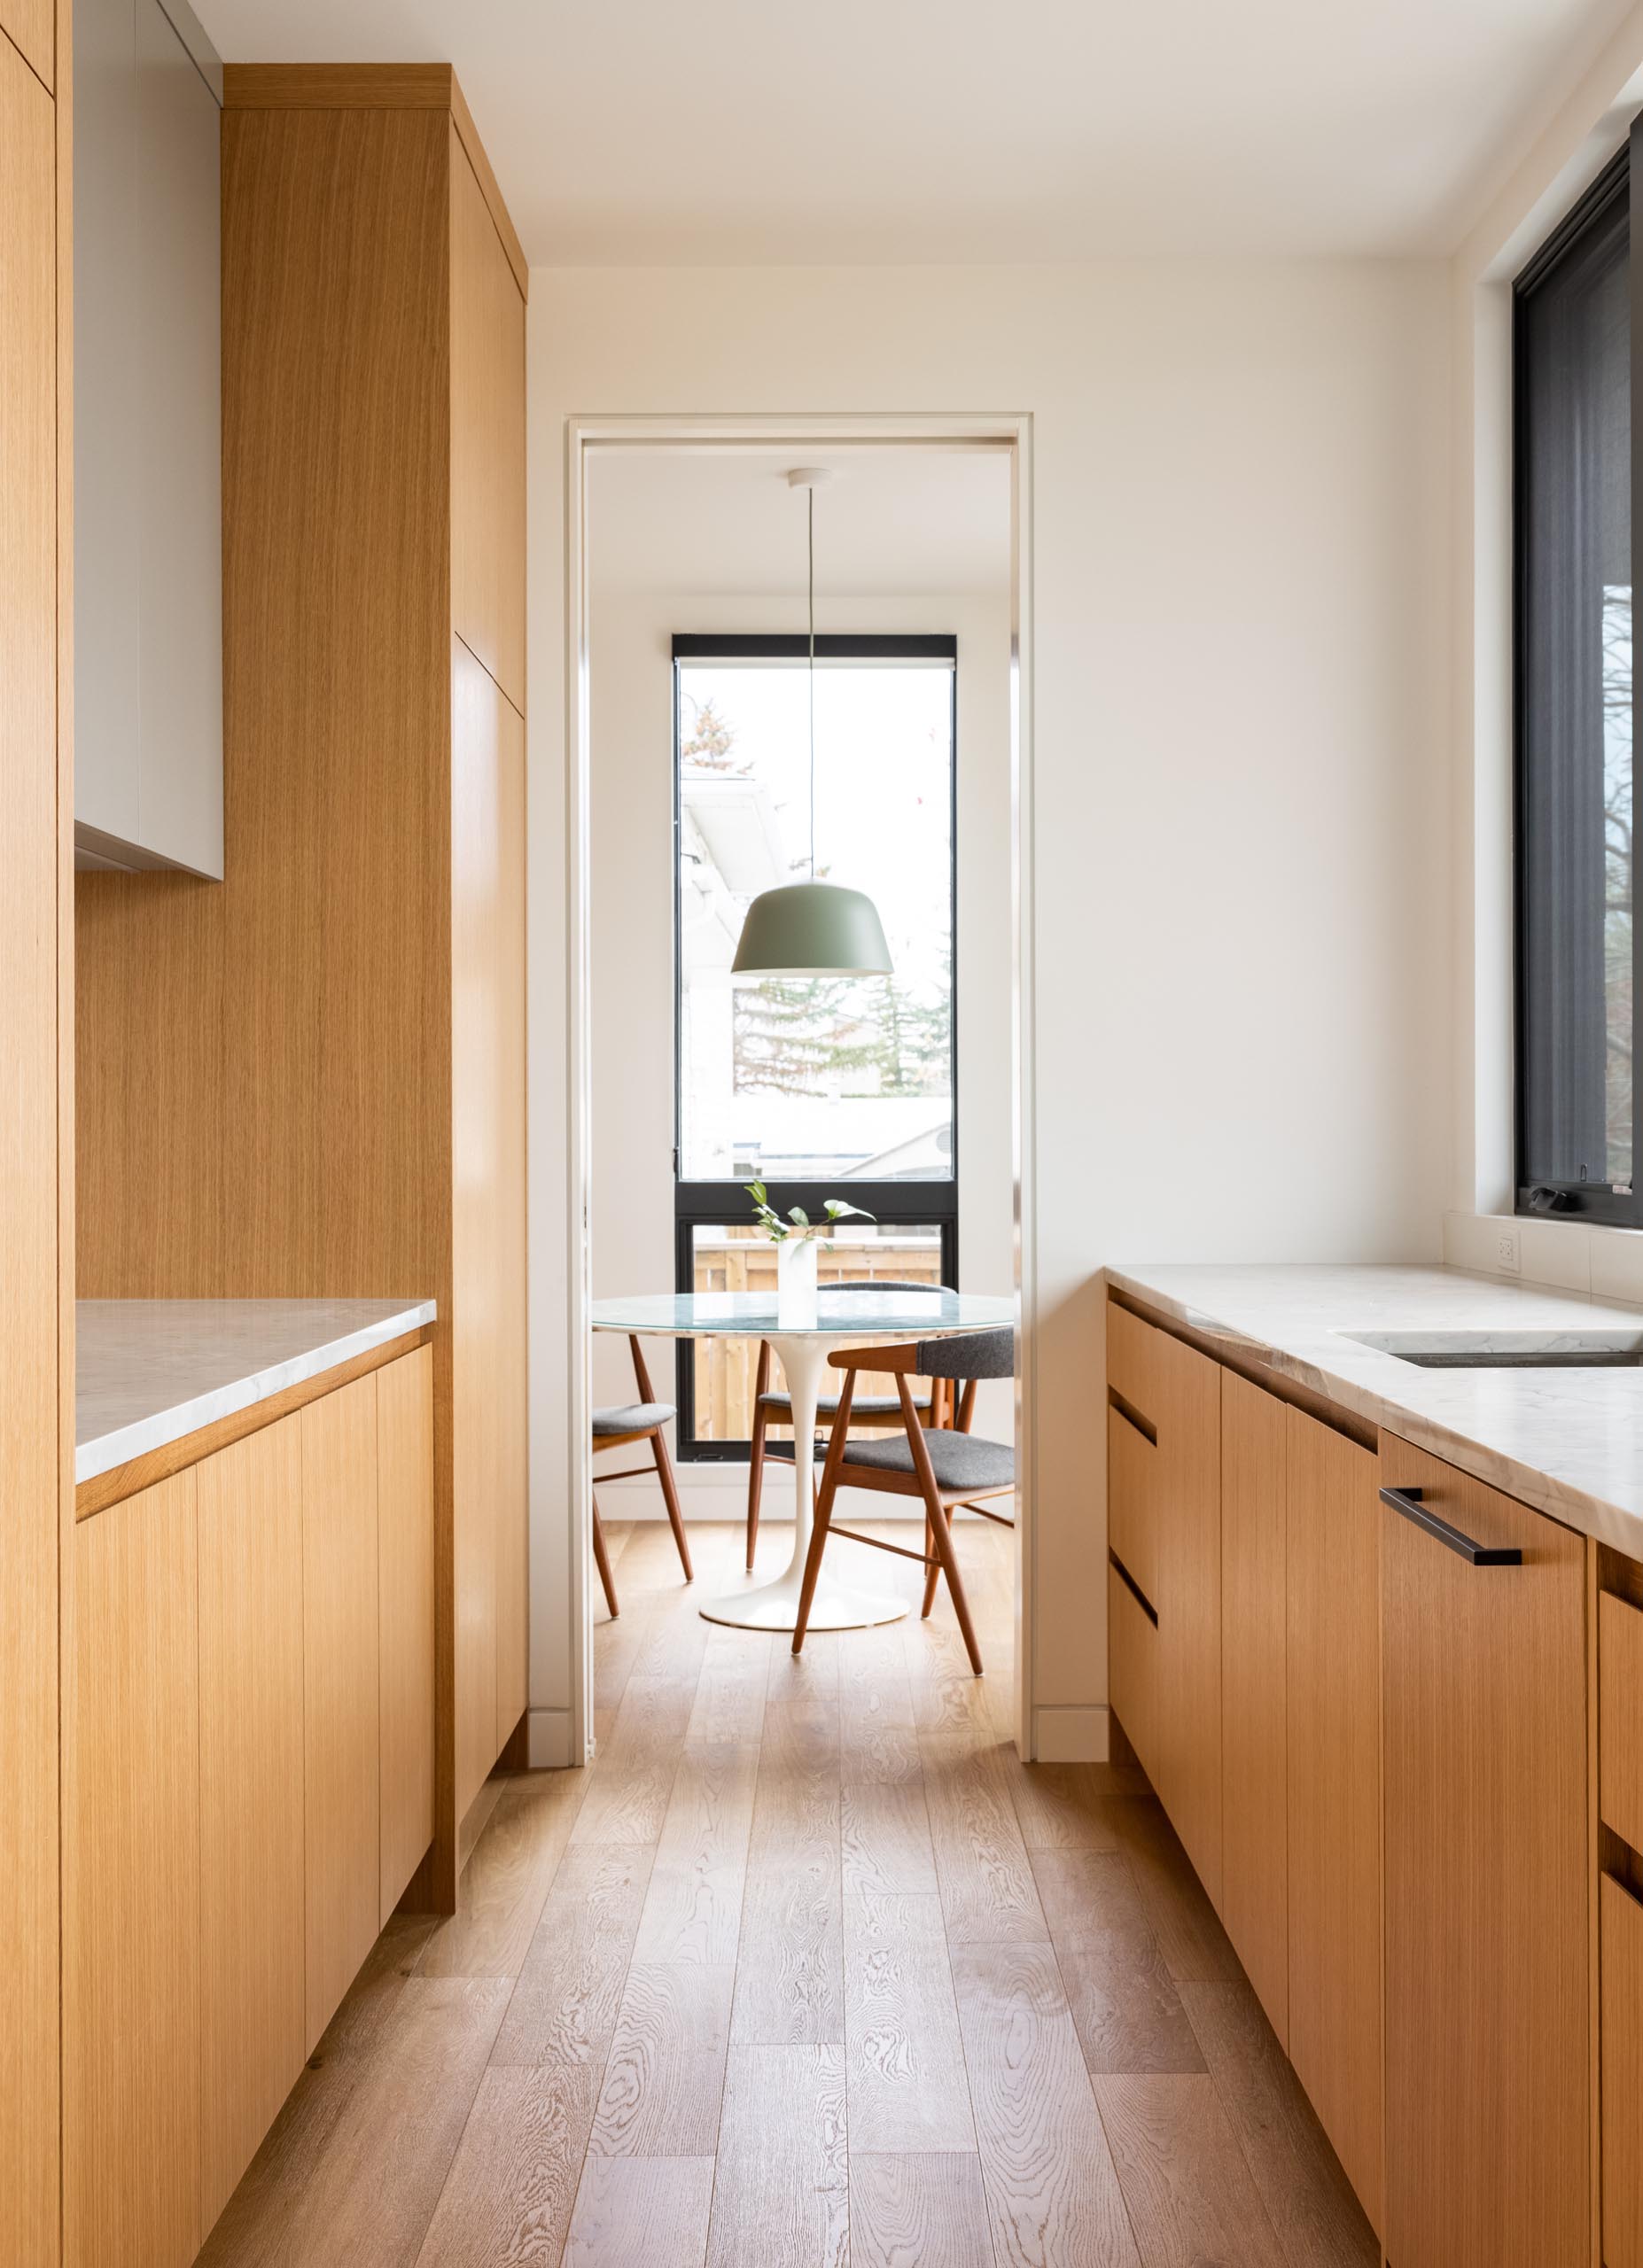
xmin=1109 ymin=1398 xmax=1159 ymax=1610
xmin=1109 ymin=1559 xmax=1161 ymax=1782
xmin=1382 ymin=1434 xmax=1589 ymax=2268
xmin=1107 ymin=1299 xmax=1163 ymax=1427
xmin=1602 ymin=1590 xmax=1643 ymax=1854
xmin=1604 ymin=1875 xmax=1643 ymax=2268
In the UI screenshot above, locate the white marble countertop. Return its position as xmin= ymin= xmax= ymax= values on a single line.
xmin=76 ymin=1299 xmax=437 ymax=1484
xmin=1108 ymin=1262 xmax=1643 ymax=1560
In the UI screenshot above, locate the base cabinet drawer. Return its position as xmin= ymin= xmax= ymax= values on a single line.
xmin=1382 ymin=1435 xmax=1588 ymax=2268
xmin=1109 ymin=1558 xmax=1161 ymax=1779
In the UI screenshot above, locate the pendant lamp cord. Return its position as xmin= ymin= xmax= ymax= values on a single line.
xmin=807 ymin=485 xmax=816 ymax=878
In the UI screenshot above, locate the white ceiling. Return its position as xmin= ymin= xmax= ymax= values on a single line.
xmin=194 ymin=0 xmax=1631 ymax=262
xmin=587 ymin=449 xmax=1013 ymax=599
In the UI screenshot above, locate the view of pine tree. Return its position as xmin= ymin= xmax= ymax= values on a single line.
xmin=734 ymin=954 xmax=951 ymax=1099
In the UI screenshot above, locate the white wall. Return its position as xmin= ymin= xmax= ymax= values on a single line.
xmin=528 ymin=260 xmax=1453 ymax=1763
xmin=588 ymin=581 xmax=1015 ymax=1484
xmin=1444 ymin=14 xmax=1643 ymax=1301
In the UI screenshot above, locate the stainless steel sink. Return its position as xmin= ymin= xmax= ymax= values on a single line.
xmin=1343 ymin=1329 xmax=1643 ymax=1369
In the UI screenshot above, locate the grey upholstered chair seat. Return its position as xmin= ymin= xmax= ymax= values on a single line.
xmin=841 ymin=1427 xmax=1015 ymax=1491
xmin=758 ymin=1389 xmax=918 ymax=1420
xmin=592 ymin=1401 xmax=674 ymax=1434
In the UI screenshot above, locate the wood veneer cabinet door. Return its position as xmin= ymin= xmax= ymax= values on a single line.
xmin=1382 ymin=1434 xmax=1588 ymax=2268
xmin=379 ymin=1346 xmax=436 ymax=1920
xmin=2 ymin=0 xmax=53 ymax=89
xmin=0 ymin=34 xmax=63 ymax=2266
xmin=1602 ymin=1873 xmax=1643 ymax=2268
xmin=1286 ymin=1407 xmax=1381 ymax=2233
xmin=449 ymin=120 xmax=525 ymax=711
xmin=196 ymin=1418 xmax=306 ymax=2232
xmin=68 ymin=1477 xmax=202 ymax=2268
xmin=1219 ymin=1370 xmax=1289 ymax=2047
xmin=301 ymin=1374 xmax=381 ymax=2049
xmin=452 ymin=636 xmax=528 ymax=1811
xmin=1152 ymin=1324 xmax=1222 ymax=1909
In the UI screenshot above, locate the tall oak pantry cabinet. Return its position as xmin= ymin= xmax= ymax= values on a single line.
xmin=75 ymin=65 xmax=529 ymax=1902
xmin=0 ymin=0 xmax=74 ymax=2257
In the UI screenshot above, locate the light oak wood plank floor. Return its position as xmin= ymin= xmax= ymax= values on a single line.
xmin=199 ymin=1520 xmax=1377 ymax=2268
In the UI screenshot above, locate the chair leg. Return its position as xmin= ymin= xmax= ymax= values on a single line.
xmin=790 ymin=1462 xmax=837 ymax=1657
xmin=591 ymin=1494 xmax=619 ymax=1619
xmin=921 ymin=1514 xmax=941 ymax=1619
xmin=650 ymin=1423 xmax=694 ymax=1582
xmin=924 ymin=1490 xmax=981 ymax=1674
xmin=746 ymin=1396 xmax=768 ymax=1571
xmin=792 ymin=1369 xmax=857 ymax=1657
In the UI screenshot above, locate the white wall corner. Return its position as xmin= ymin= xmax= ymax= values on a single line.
xmin=526 ymin=1706 xmax=580 ymax=1769
xmin=1032 ymin=1703 xmax=1108 ymax=1765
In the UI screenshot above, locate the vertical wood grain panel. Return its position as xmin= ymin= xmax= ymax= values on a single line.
xmin=380 ymin=1345 xmax=437 ymax=1919
xmin=449 ymin=121 xmax=525 ymax=710
xmin=68 ymin=1474 xmax=201 ymax=2268
xmin=1218 ymin=1371 xmax=1288 ymax=2048
xmin=452 ymin=638 xmax=527 ymax=1811
xmin=1603 ymin=1874 xmax=1643 ymax=2268
xmin=2 ymin=0 xmax=54 ymax=90
xmin=302 ymin=1374 xmax=381 ymax=2049
xmin=1600 ymin=1588 xmax=1643 ymax=1852
xmin=1382 ymin=1433 xmax=1588 ymax=2268
xmin=1286 ymin=1406 xmax=1382 ymax=2236
xmin=197 ymin=1419 xmax=307 ymax=2233
xmin=2 ymin=39 xmax=63 ymax=2265
xmin=1153 ymin=1325 xmax=1221 ymax=1909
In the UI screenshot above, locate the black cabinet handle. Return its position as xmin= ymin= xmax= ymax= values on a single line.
xmin=1379 ymin=1485 xmax=1522 ymax=1565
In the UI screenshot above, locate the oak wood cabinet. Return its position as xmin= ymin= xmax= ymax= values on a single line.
xmin=196 ymin=1419 xmax=306 ymax=2228
xmin=68 ymin=1473 xmax=203 ymax=2268
xmin=67 ymin=1348 xmax=435 ymax=2264
xmin=1219 ymin=1369 xmax=1289 ymax=2046
xmin=1 ymin=14 xmax=71 ymax=2259
xmin=1110 ymin=1305 xmax=1223 ymax=1907
xmin=1286 ymin=1406 xmax=1382 ymax=2232
xmin=379 ymin=1342 xmax=437 ymax=1922
xmin=1381 ymin=1433 xmax=1588 ymax=2268
xmin=76 ymin=68 xmax=530 ymax=1891
xmin=300 ymin=1374 xmax=383 ymax=2053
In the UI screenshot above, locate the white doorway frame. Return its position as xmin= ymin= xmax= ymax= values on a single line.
xmin=559 ymin=412 xmax=1037 ymax=1764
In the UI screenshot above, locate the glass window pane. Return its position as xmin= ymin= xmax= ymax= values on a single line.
xmin=1519 ymin=183 xmax=1633 ymax=1192
xmin=678 ymin=659 xmax=954 ymax=1183
xmin=686 ymin=1223 xmax=944 ymax=1445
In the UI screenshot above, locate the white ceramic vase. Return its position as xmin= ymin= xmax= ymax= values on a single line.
xmin=775 ymin=1234 xmax=819 ymax=1326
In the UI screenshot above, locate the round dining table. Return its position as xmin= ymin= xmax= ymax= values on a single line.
xmin=590 ymin=1286 xmax=1014 ymax=1632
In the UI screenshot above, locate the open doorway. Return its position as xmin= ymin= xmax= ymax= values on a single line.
xmin=563 ymin=423 xmax=1034 ymax=1761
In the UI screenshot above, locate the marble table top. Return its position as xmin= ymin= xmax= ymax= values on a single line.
xmin=1108 ymin=1262 xmax=1643 ymax=1560
xmin=590 ymin=1288 xmax=1013 ymax=1339
xmin=76 ymin=1298 xmax=437 ymax=1483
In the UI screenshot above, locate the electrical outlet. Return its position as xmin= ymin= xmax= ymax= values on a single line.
xmin=1496 ymin=1225 xmax=1521 ymax=1274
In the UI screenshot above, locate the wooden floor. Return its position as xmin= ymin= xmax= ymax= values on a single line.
xmin=199 ymin=1518 xmax=1378 ymax=2268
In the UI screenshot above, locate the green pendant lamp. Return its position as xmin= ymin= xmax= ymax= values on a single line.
xmin=730 ymin=470 xmax=893 ymax=980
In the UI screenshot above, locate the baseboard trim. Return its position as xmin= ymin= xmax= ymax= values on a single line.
xmin=526 ymin=1706 xmax=578 ymax=1769
xmin=1032 ymin=1702 xmax=1108 ymax=1763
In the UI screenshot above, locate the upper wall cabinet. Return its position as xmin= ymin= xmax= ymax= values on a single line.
xmin=74 ymin=0 xmax=223 ymax=878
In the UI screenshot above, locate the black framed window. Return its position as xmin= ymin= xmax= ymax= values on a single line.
xmin=672 ymin=633 xmax=958 ymax=1456
xmin=1515 ymin=140 xmax=1639 ymax=1221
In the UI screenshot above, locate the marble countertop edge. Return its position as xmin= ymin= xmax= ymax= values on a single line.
xmin=75 ymin=1300 xmax=437 ymax=1484
xmin=1105 ymin=1262 xmax=1643 ymax=1561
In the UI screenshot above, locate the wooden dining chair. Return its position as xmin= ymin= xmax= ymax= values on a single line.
xmin=744 ymin=1280 xmax=946 ymax=1570
xmin=590 ymin=1332 xmax=693 ymax=1616
xmin=790 ymin=1325 xmax=1015 ymax=1674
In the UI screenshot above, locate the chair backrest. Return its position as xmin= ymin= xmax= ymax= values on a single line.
xmin=826 ymin=1278 xmax=953 ymax=1295
xmin=915 ymin=1325 xmax=1014 ymax=1381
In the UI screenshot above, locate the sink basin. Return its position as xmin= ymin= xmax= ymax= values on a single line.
xmin=1343 ymin=1329 xmax=1643 ymax=1369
